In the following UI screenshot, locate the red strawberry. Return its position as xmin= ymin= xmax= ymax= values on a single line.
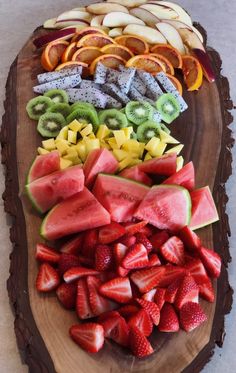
xmin=119 ymin=235 xmax=137 ymax=247
xmin=175 ymin=275 xmax=199 ymax=310
xmin=114 ymin=242 xmax=129 ymax=277
xmin=69 ymin=323 xmax=104 ymax=353
xmin=165 ymin=278 xmax=182 ymax=303
xmin=198 ymin=277 xmax=215 ymax=302
xmin=56 ymin=282 xmax=77 ymax=309
xmin=118 ymin=304 xmax=140 ymax=318
xmin=97 ymin=310 xmax=120 ymax=322
xmin=136 ymin=298 xmax=160 ymax=325
xmin=199 ymin=247 xmax=221 ymax=278
xmin=157 ymin=265 xmax=186 ymax=287
xmin=142 ymin=288 xmax=157 ymax=302
xmin=135 ymin=233 xmax=153 ymax=253
xmin=122 ymin=243 xmax=149 ymax=269
xmin=117 ymin=265 xmax=129 ymax=277
xmin=179 ymin=302 xmax=207 ymax=332
xmin=95 ymin=245 xmax=113 ymax=271
xmin=139 ymin=224 xmax=155 ymax=237
xmin=148 ymin=254 xmax=161 ymax=267
xmin=76 ymin=278 xmax=94 ymax=319
xmin=36 ymin=263 xmax=60 ymax=292
xmin=99 ymin=277 xmax=132 ymax=304
xmin=158 ymin=303 xmax=179 ymax=332
xmin=99 ymin=315 xmax=130 ymax=346
xmin=178 ymin=226 xmax=201 ymax=252
xmin=58 ymin=253 xmax=80 ymax=276
xmin=60 ymin=233 xmax=84 ymax=255
xmin=82 ymin=229 xmax=98 ymax=258
xmin=130 ymin=266 xmax=166 ymax=293
xmin=36 ymin=243 xmax=60 ymax=264
xmin=129 ymin=326 xmax=154 ymax=358
xmin=77 ymin=255 xmax=94 ymax=268
xmin=128 ymin=309 xmax=153 ymax=337
xmin=160 ymin=236 xmax=185 ymax=265
xmin=99 ymin=222 xmax=125 ymax=244
xmin=63 ymin=266 xmax=100 ymax=283
xmin=87 ymin=276 xmax=116 ymax=316
xmin=154 ymin=288 xmax=166 ymax=310
xmin=150 ymin=231 xmax=169 ymax=251
xmin=124 ymin=221 xmax=148 ymax=236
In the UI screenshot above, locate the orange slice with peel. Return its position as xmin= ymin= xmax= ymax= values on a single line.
xmin=55 ymin=61 xmax=88 ymax=71
xmin=61 ymin=42 xmax=78 ymax=63
xmin=150 ymin=53 xmax=174 ymax=75
xmin=114 ymin=35 xmax=149 ymax=55
xmin=72 ymin=47 xmax=103 ymax=65
xmin=126 ymin=55 xmax=166 ymax=75
xmin=101 ymin=44 xmax=134 ymax=61
xmin=71 ymin=27 xmax=106 ymax=43
xmin=77 ymin=34 xmax=115 ymax=48
xmin=90 ymin=54 xmax=126 ymax=75
xmin=150 ymin=44 xmax=182 ymax=69
xmin=41 ymin=40 xmax=69 ymax=71
xmin=182 ymin=55 xmax=203 ymax=91
xmin=165 ymin=74 xmax=183 ymax=96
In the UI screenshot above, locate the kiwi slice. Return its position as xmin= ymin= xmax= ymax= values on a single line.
xmin=44 ymin=89 xmax=69 ymax=104
xmin=125 ymin=101 xmax=154 ymax=126
xmin=47 ymin=103 xmax=71 ymax=118
xmin=156 ymin=93 xmax=180 ymax=124
xmin=99 ymin=109 xmax=128 ymax=130
xmin=136 ymin=121 xmax=161 ymax=143
xmin=71 ymin=101 xmax=96 ymax=113
xmin=66 ymin=107 xmax=99 ymax=132
xmin=37 ymin=112 xmax=66 ymax=138
xmin=26 ymin=96 xmax=53 ymax=120
xmin=160 ymin=122 xmax=171 ymax=134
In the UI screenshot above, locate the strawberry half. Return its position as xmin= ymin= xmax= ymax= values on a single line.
xmin=199 ymin=247 xmax=221 ymax=278
xmin=175 ymin=275 xmax=199 ymax=310
xmin=69 ymin=323 xmax=104 ymax=353
xmin=179 ymin=302 xmax=207 ymax=332
xmin=87 ymin=276 xmax=116 ymax=316
xmin=98 ymin=222 xmax=125 ymax=244
xmin=124 ymin=221 xmax=148 ymax=236
xmin=76 ymin=278 xmax=94 ymax=319
xmin=36 ymin=243 xmax=60 ymax=264
xmin=136 ymin=298 xmax=160 ymax=326
xmin=142 ymin=288 xmax=157 ymax=302
xmin=148 ymin=254 xmax=161 ymax=267
xmin=119 ymin=235 xmax=136 ymax=247
xmin=114 ymin=243 xmax=129 ymax=277
xmin=150 ymin=231 xmax=170 ymax=251
xmin=36 ymin=263 xmax=60 ymax=292
xmin=81 ymin=229 xmax=98 ymax=258
xmin=135 ymin=233 xmax=153 ymax=253
xmin=128 ymin=309 xmax=153 ymax=337
xmin=160 ymin=236 xmax=185 ymax=265
xmin=154 ymin=288 xmax=166 ymax=310
xmin=165 ymin=278 xmax=182 ymax=304
xmin=122 ymin=243 xmax=149 ymax=270
xmin=159 ymin=303 xmax=179 ymax=332
xmin=99 ymin=315 xmax=130 ymax=346
xmin=56 ymin=282 xmax=77 ymax=309
xmin=118 ymin=304 xmax=140 ymax=319
xmin=60 ymin=233 xmax=84 ymax=255
xmin=198 ymin=277 xmax=215 ymax=302
xmin=157 ymin=265 xmax=186 ymax=287
xmin=58 ymin=253 xmax=80 ymax=276
xmin=130 ymin=266 xmax=166 ymax=293
xmin=178 ymin=226 xmax=201 ymax=252
xmin=95 ymin=245 xmax=113 ymax=272
xmin=129 ymin=326 xmax=154 ymax=358
xmin=97 ymin=310 xmax=120 ymax=322
xmin=63 ymin=266 xmax=100 ymax=283
xmin=99 ymin=277 xmax=132 ymax=304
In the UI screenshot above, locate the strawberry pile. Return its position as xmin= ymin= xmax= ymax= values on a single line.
xmin=35 ymin=220 xmax=221 ymax=357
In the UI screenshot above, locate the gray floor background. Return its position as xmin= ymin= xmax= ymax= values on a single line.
xmin=0 ymin=1 xmax=235 ymax=372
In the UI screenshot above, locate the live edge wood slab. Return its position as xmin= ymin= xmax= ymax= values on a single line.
xmin=0 ymin=21 xmax=234 ymax=373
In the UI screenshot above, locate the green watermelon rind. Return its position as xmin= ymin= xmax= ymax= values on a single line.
xmin=25 ymin=184 xmax=44 ymax=215
xmin=40 ymin=207 xmax=54 ymax=239
xmin=98 ymin=173 xmax=151 ymax=189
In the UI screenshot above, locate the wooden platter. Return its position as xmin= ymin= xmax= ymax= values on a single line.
xmin=0 ymin=20 xmax=234 ymax=373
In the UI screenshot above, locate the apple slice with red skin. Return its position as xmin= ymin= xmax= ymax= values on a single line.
xmin=57 ymin=10 xmax=92 ymax=23
xmin=130 ymin=7 xmax=160 ymax=27
xmin=192 ymin=48 xmax=216 ymax=83
xmin=162 ymin=19 xmax=204 ymax=43
xmin=33 ymin=28 xmax=76 ymax=49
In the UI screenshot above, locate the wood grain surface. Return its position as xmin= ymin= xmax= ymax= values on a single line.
xmin=0 ymin=24 xmax=234 ymax=373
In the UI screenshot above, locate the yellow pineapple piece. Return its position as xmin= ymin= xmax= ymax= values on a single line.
xmin=159 ymin=129 xmax=179 ymax=144
xmin=129 ymin=159 xmax=142 ymax=166
xmin=108 ymin=137 xmax=120 ymax=150
xmin=123 ymin=127 xmax=133 ymax=140
xmin=177 ymin=156 xmax=184 ymax=171
xmin=85 ymin=138 xmax=100 ymax=154
xmin=145 ymin=137 xmax=160 ymax=153
xmin=139 ymin=143 xmax=146 ymax=158
xmin=55 ymin=139 xmax=70 ymax=156
xmin=60 ymin=158 xmax=73 ymax=169
xmin=100 ymin=141 xmax=111 ymax=150
xmin=38 ymin=147 xmax=50 ymax=155
xmin=144 ymin=152 xmax=152 ymax=161
xmin=68 ymin=130 xmax=77 ymax=144
xmin=150 ymin=141 xmax=167 ymax=157
xmin=113 ymin=130 xmax=127 ymax=148
xmin=56 ymin=126 xmax=68 ymax=140
xmin=88 ymin=133 xmax=96 ymax=140
xmin=96 ymin=125 xmax=111 ymax=140
xmin=42 ymin=138 xmax=56 ymax=151
xmin=118 ymin=157 xmax=134 ymax=171
xmin=166 ymin=144 xmax=184 ymax=155
xmin=68 ymin=120 xmax=83 ymax=132
xmin=113 ymin=149 xmax=129 ymax=162
xmin=80 ymin=123 xmax=93 ymax=137
xmin=75 ymin=143 xmax=87 ymax=162
xmin=122 ymin=139 xmax=140 ymax=155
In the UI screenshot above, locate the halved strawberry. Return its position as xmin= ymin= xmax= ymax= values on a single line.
xmin=136 ymin=298 xmax=160 ymax=325
xmin=199 ymin=247 xmax=221 ymax=278
xmin=114 ymin=242 xmax=129 ymax=277
xmin=135 ymin=233 xmax=153 ymax=253
xmin=77 ymin=255 xmax=94 ymax=268
xmin=97 ymin=310 xmax=120 ymax=322
xmin=148 ymin=254 xmax=161 ymax=267
xmin=160 ymin=236 xmax=185 ymax=265
xmin=158 ymin=303 xmax=179 ymax=332
xmin=36 ymin=243 xmax=60 ymax=264
xmin=69 ymin=323 xmax=104 ymax=353
xmin=178 ymin=226 xmax=201 ymax=252
xmin=142 ymin=288 xmax=157 ymax=302
xmin=122 ymin=243 xmax=149 ymax=270
xmin=198 ymin=277 xmax=215 ymax=302
xmin=64 ymin=266 xmax=100 ymax=283
xmin=36 ymin=263 xmax=60 ymax=292
xmin=124 ymin=221 xmax=148 ymax=236
xmin=95 ymin=245 xmax=113 ymax=272
xmin=76 ymin=278 xmax=94 ymax=319
xmin=99 ymin=222 xmax=126 ymax=244
xmin=118 ymin=304 xmax=140 ymax=319
xmin=179 ymin=302 xmax=207 ymax=332
xmin=128 ymin=309 xmax=153 ymax=336
xmin=117 ymin=265 xmax=129 ymax=277
xmin=87 ymin=276 xmax=116 ymax=316
xmin=99 ymin=277 xmax=132 ymax=304
xmin=157 ymin=265 xmax=186 ymax=287
xmin=175 ymin=275 xmax=199 ymax=310
xmin=60 ymin=233 xmax=84 ymax=255
xmin=119 ymin=235 xmax=136 ymax=247
xmin=165 ymin=278 xmax=182 ymax=303
xmin=81 ymin=229 xmax=98 ymax=258
xmin=99 ymin=315 xmax=130 ymax=346
xmin=129 ymin=326 xmax=154 ymax=358
xmin=130 ymin=266 xmax=166 ymax=293
xmin=56 ymin=282 xmax=77 ymax=309
xmin=58 ymin=253 xmax=80 ymax=276
xmin=150 ymin=231 xmax=169 ymax=251
xmin=154 ymin=288 xmax=166 ymax=310
xmin=139 ymin=224 xmax=155 ymax=237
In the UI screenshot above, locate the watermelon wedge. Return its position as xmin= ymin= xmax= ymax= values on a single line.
xmin=41 ymin=188 xmax=111 ymax=240
xmin=137 ymin=153 xmax=177 ymax=176
xmin=163 ymin=162 xmax=195 ymax=191
xmin=27 ymin=150 xmax=60 ymax=184
xmin=26 ymin=165 xmax=84 ymax=213
xmin=93 ymin=174 xmax=150 ymax=222
xmin=189 ymin=186 xmax=219 ymax=230
xmin=134 ymin=185 xmax=191 ymax=232
xmin=119 ymin=167 xmax=152 ymax=186
xmin=83 ymin=148 xmax=118 ymax=188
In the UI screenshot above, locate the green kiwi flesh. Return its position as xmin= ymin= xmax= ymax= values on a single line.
xmin=37 ymin=112 xmax=66 ymax=138
xmin=98 ymin=109 xmax=128 ymax=130
xmin=44 ymin=89 xmax=69 ymax=104
xmin=66 ymin=107 xmax=99 ymax=132
xmin=156 ymin=93 xmax=180 ymax=124
xmin=47 ymin=103 xmax=71 ymax=118
xmin=70 ymin=101 xmax=96 ymax=112
xmin=26 ymin=96 xmax=53 ymax=120
xmin=136 ymin=121 xmax=161 ymax=143
xmin=125 ymin=101 xmax=154 ymax=125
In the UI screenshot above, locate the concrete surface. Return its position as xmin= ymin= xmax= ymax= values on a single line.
xmin=0 ymin=1 xmax=235 ymax=372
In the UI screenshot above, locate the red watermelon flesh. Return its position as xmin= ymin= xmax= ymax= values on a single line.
xmin=189 ymin=186 xmax=219 ymax=230
xmin=119 ymin=167 xmax=152 ymax=186
xmin=83 ymin=148 xmax=118 ymax=188
xmin=137 ymin=153 xmax=177 ymax=176
xmin=163 ymin=162 xmax=195 ymax=191
xmin=134 ymin=185 xmax=191 ymax=232
xmin=41 ymin=187 xmax=111 ymax=240
xmin=26 ymin=165 xmax=84 ymax=213
xmin=27 ymin=151 xmax=60 ymax=184
xmin=93 ymin=174 xmax=150 ymax=222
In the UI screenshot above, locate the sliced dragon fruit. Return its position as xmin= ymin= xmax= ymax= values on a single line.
xmin=118 ymin=66 xmax=136 ymax=94
xmin=37 ymin=66 xmax=83 ymax=84
xmin=152 ymin=109 xmax=162 ymax=123
xmin=79 ymin=80 xmax=100 ymax=90
xmin=155 ymin=72 xmax=188 ymax=112
xmin=102 ymin=83 xmax=130 ymax=105
xmin=104 ymin=94 xmax=122 ymax=109
xmin=93 ymin=62 xmax=107 ymax=84
xmin=129 ymin=86 xmax=144 ymax=101
xmin=106 ymin=68 xmax=120 ymax=84
xmin=33 ymin=74 xmax=82 ymax=94
xmin=132 ymin=76 xmax=147 ymax=95
xmin=137 ymin=70 xmax=163 ymax=101
xmin=66 ymin=88 xmax=107 ymax=108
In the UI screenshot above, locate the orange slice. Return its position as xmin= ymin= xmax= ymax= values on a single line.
xmin=77 ymin=34 xmax=115 ymax=48
xmin=41 ymin=40 xmax=69 ymax=71
xmin=182 ymin=55 xmax=203 ymax=91
xmin=72 ymin=47 xmax=103 ymax=65
xmin=165 ymin=74 xmax=183 ymax=96
xmin=55 ymin=61 xmax=88 ymax=71
xmin=71 ymin=27 xmax=106 ymax=43
xmin=150 ymin=44 xmax=182 ymax=69
xmin=61 ymin=42 xmax=78 ymax=63
xmin=101 ymin=44 xmax=134 ymax=62
xmin=114 ymin=35 xmax=149 ymax=55
xmin=150 ymin=53 xmax=174 ymax=75
xmin=90 ymin=54 xmax=126 ymax=75
xmin=126 ymin=55 xmax=166 ymax=75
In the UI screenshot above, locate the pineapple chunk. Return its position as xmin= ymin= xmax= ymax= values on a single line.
xmin=159 ymin=129 xmax=179 ymax=144
xmin=149 ymin=141 xmax=167 ymax=157
xmin=100 ymin=141 xmax=111 ymax=150
xmin=85 ymin=138 xmax=100 ymax=153
xmin=60 ymin=158 xmax=73 ymax=169
xmin=55 ymin=139 xmax=70 ymax=155
xmin=145 ymin=137 xmax=160 ymax=153
xmin=129 ymin=159 xmax=142 ymax=166
xmin=66 ymin=147 xmax=78 ymax=156
xmin=75 ymin=143 xmax=87 ymax=162
xmin=122 ymin=139 xmax=140 ymax=155
xmin=96 ymin=125 xmax=111 ymax=140
xmin=166 ymin=144 xmax=184 ymax=155
xmin=139 ymin=143 xmax=146 ymax=158
xmin=42 ymin=138 xmax=56 ymax=151
xmin=118 ymin=157 xmax=135 ymax=171
xmin=177 ymin=156 xmax=184 ymax=171
xmin=80 ymin=123 xmax=93 ymax=137
xmin=113 ymin=149 xmax=129 ymax=162
xmin=122 ymin=127 xmax=133 ymax=140
xmin=68 ymin=130 xmax=77 ymax=144
xmin=88 ymin=133 xmax=96 ymax=140
xmin=144 ymin=152 xmax=152 ymax=161
xmin=68 ymin=120 xmax=83 ymax=132
xmin=56 ymin=126 xmax=68 ymax=140
xmin=113 ymin=130 xmax=127 ymax=148
xmin=38 ymin=147 xmax=50 ymax=155
xmin=108 ymin=137 xmax=120 ymax=150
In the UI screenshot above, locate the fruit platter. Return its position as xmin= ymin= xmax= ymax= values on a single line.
xmin=1 ymin=0 xmax=234 ymax=372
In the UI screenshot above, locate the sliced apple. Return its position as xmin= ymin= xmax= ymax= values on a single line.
xmin=162 ymin=19 xmax=204 ymax=43
xmin=33 ymin=28 xmax=76 ymax=48
xmin=57 ymin=10 xmax=92 ymax=23
xmin=156 ymin=22 xmax=185 ymax=55
xmin=44 ymin=18 xmax=57 ymax=29
xmin=177 ymin=27 xmax=205 ymax=52
xmin=193 ymin=48 xmax=216 ymax=82
xmin=90 ymin=15 xmax=105 ymax=27
xmin=87 ymin=2 xmax=129 ymax=15
xmin=72 ymin=7 xmax=86 ymax=12
xmin=129 ymin=7 xmax=160 ymax=27
xmin=103 ymin=12 xmax=145 ymax=27
xmin=55 ymin=20 xmax=90 ymax=29
xmin=148 ymin=1 xmax=192 ymax=26
xmin=107 ymin=0 xmax=148 ymax=6
xmin=123 ymin=24 xmax=166 ymax=44
xmin=140 ymin=3 xmax=178 ymax=20
xmin=109 ymin=28 xmax=123 ymax=38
